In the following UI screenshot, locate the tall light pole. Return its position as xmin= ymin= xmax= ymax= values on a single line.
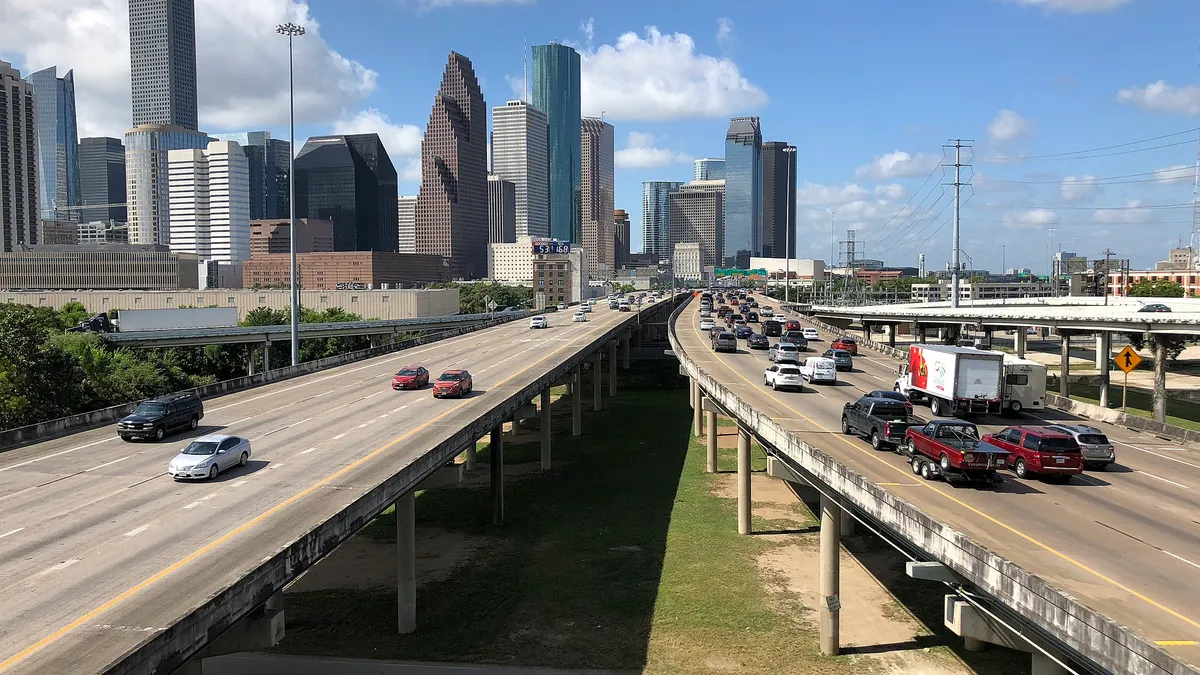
xmin=783 ymin=146 xmax=796 ymax=305
xmin=828 ymin=209 xmax=836 ymax=305
xmin=277 ymin=22 xmax=305 ymax=366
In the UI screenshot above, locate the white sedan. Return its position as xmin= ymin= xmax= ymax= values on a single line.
xmin=700 ymin=318 xmax=716 ymax=331
xmin=764 ymin=364 xmax=804 ymax=391
xmin=801 ymin=327 xmax=821 ymax=341
xmin=572 ymin=311 xmax=587 ymax=322
xmin=168 ymin=434 xmax=251 ymax=480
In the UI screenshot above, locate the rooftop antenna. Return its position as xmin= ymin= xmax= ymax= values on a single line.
xmin=523 ymin=34 xmax=529 ymax=102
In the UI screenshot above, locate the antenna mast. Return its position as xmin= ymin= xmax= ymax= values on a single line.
xmin=523 ymin=35 xmax=529 ymax=102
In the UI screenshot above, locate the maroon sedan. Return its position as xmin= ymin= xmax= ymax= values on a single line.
xmin=392 ymin=365 xmax=430 ymax=390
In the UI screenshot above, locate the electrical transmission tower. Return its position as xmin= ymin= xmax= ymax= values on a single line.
xmin=839 ymin=229 xmax=862 ymax=305
xmin=942 ymin=139 xmax=974 ymax=308
xmin=1191 ymin=129 xmax=1200 ymax=269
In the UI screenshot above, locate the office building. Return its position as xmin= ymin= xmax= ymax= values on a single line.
xmin=580 ymin=117 xmax=615 ymax=278
xmin=125 ymin=124 xmax=212 ymax=246
xmin=211 ymin=131 xmax=290 ymax=220
xmin=491 ymin=100 xmax=550 ymax=238
xmin=487 ymin=175 xmax=517 ymax=244
xmin=78 ymin=138 xmax=127 ymax=222
xmin=912 ymin=281 xmax=1055 ymax=303
xmin=0 ymin=61 xmax=39 ymax=252
xmin=533 ymin=247 xmax=589 ymax=305
xmin=642 ymin=181 xmax=683 ymax=261
xmin=531 ymin=43 xmax=582 ymax=243
xmin=397 ymin=195 xmax=417 ymax=253
xmin=750 ymin=257 xmax=825 ymax=283
xmin=416 ymin=52 xmax=488 ymax=278
xmin=488 ymin=236 xmax=534 ymax=282
xmin=724 ymin=116 xmax=763 ymax=268
xmin=614 ymin=209 xmax=631 ymax=267
xmin=38 ymin=220 xmax=79 ymax=245
xmin=762 ymin=142 xmax=796 ymax=259
xmin=0 ymin=244 xmax=199 ymax=290
xmin=242 ymin=251 xmax=460 ymax=289
xmin=250 ymin=218 xmax=334 ymax=256
xmin=294 ymin=134 xmax=399 ymax=253
xmin=167 ymin=140 xmax=252 ymax=263
xmin=693 ymin=158 xmax=725 ymax=181
xmin=668 ymin=180 xmax=724 ymax=270
xmin=78 ymin=220 xmax=129 ymax=244
xmin=673 ymin=242 xmax=702 ymax=282
xmin=26 ymin=67 xmax=80 ymax=221
xmin=129 ymin=0 xmax=198 ymax=129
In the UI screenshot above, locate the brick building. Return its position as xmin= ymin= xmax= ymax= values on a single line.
xmin=242 ymin=251 xmax=460 ymax=289
xmin=249 ymin=218 xmax=334 ymax=256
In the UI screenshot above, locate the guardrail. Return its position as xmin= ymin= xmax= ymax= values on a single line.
xmin=669 ymin=297 xmax=1195 ymax=675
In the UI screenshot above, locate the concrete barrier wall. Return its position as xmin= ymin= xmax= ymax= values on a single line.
xmin=674 ymin=299 xmax=1195 ymax=675
xmin=0 ymin=312 xmax=533 ymax=453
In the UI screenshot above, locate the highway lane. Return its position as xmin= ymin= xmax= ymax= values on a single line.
xmin=684 ymin=303 xmax=1200 ymax=666
xmin=0 ymin=304 xmax=637 ymax=675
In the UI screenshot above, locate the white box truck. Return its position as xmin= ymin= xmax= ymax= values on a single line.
xmin=115 ymin=307 xmax=239 ymax=332
xmin=894 ymin=344 xmax=1004 ymax=416
xmin=1001 ymin=355 xmax=1047 ymax=415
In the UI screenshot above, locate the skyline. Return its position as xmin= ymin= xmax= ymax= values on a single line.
xmin=5 ymin=0 xmax=1200 ymax=271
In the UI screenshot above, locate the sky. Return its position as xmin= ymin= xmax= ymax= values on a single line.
xmin=5 ymin=0 xmax=1200 ymax=273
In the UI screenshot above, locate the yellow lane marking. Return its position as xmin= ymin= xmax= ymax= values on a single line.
xmin=686 ymin=312 xmax=1200 ymax=633
xmin=0 ymin=313 xmax=629 ymax=673
xmin=878 ymin=482 xmax=920 ymax=487
xmin=1156 ymin=640 xmax=1198 ymax=646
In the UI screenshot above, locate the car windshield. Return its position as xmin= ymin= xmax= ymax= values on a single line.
xmin=1078 ymin=433 xmax=1109 ymax=445
xmin=397 ymin=369 xmax=419 ymax=376
xmin=438 ymin=373 xmax=463 ymax=381
xmin=181 ymin=441 xmax=218 ymax=456
xmin=779 ymin=367 xmax=801 ymax=375
xmin=133 ymin=402 xmax=165 ymax=416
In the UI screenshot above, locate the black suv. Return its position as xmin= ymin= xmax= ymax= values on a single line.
xmin=117 ymin=392 xmax=204 ymax=441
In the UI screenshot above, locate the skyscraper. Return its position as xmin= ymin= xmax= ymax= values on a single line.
xmin=416 ymin=52 xmax=488 ymax=278
xmin=762 ymin=142 xmax=797 ymax=259
xmin=614 ymin=209 xmax=631 ymax=267
xmin=693 ymin=158 xmax=725 ymax=182
xmin=167 ymin=140 xmax=251 ymax=262
xmin=531 ymin=43 xmax=581 ymax=243
xmin=491 ymin=100 xmax=550 ymax=238
xmin=488 ymin=174 xmax=517 ymax=244
xmin=125 ymin=124 xmax=212 ymax=245
xmin=669 ymin=180 xmax=725 ymax=269
xmin=129 ymin=0 xmax=199 ymax=129
xmin=0 ymin=61 xmax=39 ymax=252
xmin=78 ymin=138 xmax=128 ymax=222
xmin=26 ymin=67 xmax=80 ymax=221
xmin=580 ymin=117 xmax=615 ymax=278
xmin=642 ymin=181 xmax=682 ymax=262
xmin=293 ymin=134 xmax=398 ymax=252
xmin=397 ymin=195 xmax=417 ymax=253
xmin=724 ymin=116 xmax=763 ymax=268
xmin=211 ymin=131 xmax=290 ymax=220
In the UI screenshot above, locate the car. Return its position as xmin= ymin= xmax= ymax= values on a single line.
xmin=768 ymin=342 xmax=802 ymax=364
xmin=824 ymin=349 xmax=854 ymax=371
xmin=982 ymin=426 xmax=1083 ymax=480
xmin=764 ymin=364 xmax=805 ymax=391
xmin=530 ymin=315 xmax=549 ymax=329
xmin=572 ymin=311 xmax=587 ymax=322
xmin=1138 ymin=303 xmax=1171 ymax=313
xmin=746 ymin=311 xmax=760 ymax=323
xmin=619 ymin=301 xmax=631 ymax=312
xmin=581 ymin=303 xmax=592 ymax=312
xmin=117 ymin=392 xmax=204 ymax=442
xmin=832 ymin=336 xmax=858 ymax=355
xmin=784 ymin=320 xmax=802 ymax=332
xmin=732 ymin=316 xmax=747 ymax=326
xmin=700 ymin=309 xmax=712 ymax=318
xmin=557 ymin=302 xmax=569 ymax=310
xmin=392 ymin=365 xmax=430 ymax=390
xmin=762 ymin=319 xmax=782 ymax=337
xmin=717 ymin=306 xmax=733 ymax=317
xmin=903 ymin=421 xmax=1007 ymax=484
xmin=433 ymin=370 xmax=473 ymax=398
xmin=800 ymin=356 xmax=838 ymax=384
xmin=842 ymin=395 xmax=923 ymax=451
xmin=709 ymin=326 xmax=724 ymax=340
xmin=700 ymin=318 xmax=716 ymax=331
xmin=781 ymin=331 xmax=809 ymax=350
xmin=712 ymin=331 xmax=737 ymax=353
xmin=801 ymin=327 xmax=821 ymax=341
xmin=1046 ymin=424 xmax=1116 ymax=470
xmin=735 ymin=324 xmax=754 ymax=339
xmin=608 ymin=299 xmax=620 ymax=309
xmin=748 ymin=333 xmax=769 ymax=349
xmin=866 ymin=389 xmax=914 ymax=415
xmin=168 ymin=434 xmax=251 ymax=481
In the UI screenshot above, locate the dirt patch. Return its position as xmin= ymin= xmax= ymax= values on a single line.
xmin=709 ymin=472 xmax=804 ymax=506
xmin=457 ymin=460 xmax=565 ymax=488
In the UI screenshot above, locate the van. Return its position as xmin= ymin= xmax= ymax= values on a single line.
xmin=800 ymin=357 xmax=837 ymax=384
xmin=117 ymin=392 xmax=204 ymax=441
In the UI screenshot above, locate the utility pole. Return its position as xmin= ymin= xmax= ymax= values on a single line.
xmin=1102 ymin=248 xmax=1115 ymax=306
xmin=942 ymin=139 xmax=973 ymax=309
xmin=1048 ymin=227 xmax=1057 ymax=298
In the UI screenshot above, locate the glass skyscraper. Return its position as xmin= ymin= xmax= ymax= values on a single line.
xmin=762 ymin=142 xmax=797 ymax=259
xmin=642 ymin=181 xmax=682 ymax=262
xmin=129 ymin=0 xmax=198 ymax=129
xmin=26 ymin=67 xmax=80 ymax=220
xmin=295 ymin=134 xmax=399 ymax=253
xmin=693 ymin=158 xmax=725 ymax=182
xmin=211 ymin=131 xmax=291 ymax=220
xmin=531 ymin=43 xmax=581 ymax=244
xmin=78 ymin=138 xmax=128 ymax=223
xmin=724 ymin=117 xmax=763 ymax=268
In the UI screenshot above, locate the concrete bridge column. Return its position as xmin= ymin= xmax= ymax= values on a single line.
xmin=396 ymin=491 xmax=416 ymax=633
xmin=1153 ymin=339 xmax=1168 ymax=423
xmin=540 ymin=389 xmax=552 ymax=470
xmin=1015 ymin=329 xmax=1027 ymax=358
xmin=572 ymin=368 xmax=582 ymax=437
xmin=1097 ymin=332 xmax=1111 ymax=408
xmin=888 ymin=325 xmax=896 ymax=348
xmin=608 ymin=341 xmax=618 ymax=396
xmin=263 ymin=341 xmax=271 ymax=372
xmin=916 ymin=323 xmax=927 ymax=344
xmin=490 ymin=426 xmax=505 ymax=525
xmin=706 ymin=402 xmax=718 ymax=474
xmin=622 ymin=333 xmax=631 ymax=369
xmin=1059 ymin=331 xmax=1071 ymax=399
xmin=819 ymin=494 xmax=842 ymax=656
xmin=693 ymin=380 xmax=703 ymax=438
xmin=593 ymin=355 xmax=602 ymax=411
xmin=465 ymin=439 xmax=478 ymax=472
xmin=737 ymin=426 xmax=752 ymax=535
xmin=840 ymin=509 xmax=855 ymax=537
xmin=247 ymin=345 xmax=256 ymax=376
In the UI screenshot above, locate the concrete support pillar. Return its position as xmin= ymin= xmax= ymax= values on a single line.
xmin=706 ymin=407 xmax=718 ymax=474
xmin=396 ymin=491 xmax=416 ymax=634
xmin=737 ymin=426 xmax=752 ymax=535
xmin=840 ymin=509 xmax=855 ymax=537
xmin=917 ymin=323 xmax=927 ymax=344
xmin=593 ymin=355 xmax=602 ymax=411
xmin=1059 ymin=331 xmax=1071 ymax=399
xmin=263 ymin=342 xmax=271 ymax=372
xmin=819 ymin=494 xmax=842 ymax=656
xmin=465 ymin=441 xmax=477 ymax=472
xmin=622 ymin=333 xmax=631 ymax=369
xmin=490 ymin=426 xmax=504 ymax=525
xmin=1098 ymin=332 xmax=1111 ymax=408
xmin=1153 ymin=338 xmax=1168 ymax=423
xmin=888 ymin=326 xmax=896 ymax=348
xmin=608 ymin=341 xmax=618 ymax=396
xmin=692 ymin=380 xmax=703 ymax=438
xmin=540 ymin=389 xmax=552 ymax=470
xmin=247 ymin=345 xmax=256 ymax=376
xmin=572 ymin=369 xmax=582 ymax=437
xmin=1031 ymin=653 xmax=1070 ymax=675
xmin=1015 ymin=329 xmax=1027 ymax=359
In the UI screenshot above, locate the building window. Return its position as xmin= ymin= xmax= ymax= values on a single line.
xmin=227 ymin=296 xmax=235 ymax=304
xmin=133 ymin=297 xmax=141 ymax=305
xmin=321 ymin=296 xmax=328 ymax=303
xmin=351 ymin=296 xmax=358 ymax=303
xmin=382 ymin=296 xmax=389 ymax=303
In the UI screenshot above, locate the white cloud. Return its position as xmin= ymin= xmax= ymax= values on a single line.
xmin=1156 ymin=165 xmax=1194 ymax=185
xmin=874 ymin=184 xmax=906 ymax=200
xmin=987 ymin=109 xmax=1035 ymax=143
xmin=1059 ymin=175 xmax=1103 ymax=202
xmin=1002 ymin=208 xmax=1060 ymax=229
xmin=854 ymin=151 xmax=940 ymax=180
xmin=716 ymin=17 xmax=734 ymax=48
xmin=331 ymin=108 xmax=423 ymax=160
xmin=577 ymin=26 xmax=767 ymax=121
xmin=1117 ymin=81 xmax=1200 ymax=115
xmin=1093 ymin=199 xmax=1156 ymax=224
xmin=399 ymin=157 xmax=422 ymax=183
xmin=614 ymin=131 xmax=692 ymax=169
xmin=1008 ymin=0 xmax=1132 ymax=12
xmin=580 ymin=17 xmax=595 ymax=46
xmin=796 ymin=182 xmax=871 ymax=207
xmin=0 ymin=0 xmax=377 ymax=139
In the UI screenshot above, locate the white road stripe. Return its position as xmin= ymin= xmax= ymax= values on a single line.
xmin=332 ymin=433 xmax=346 ymax=440
xmin=226 ymin=416 xmax=255 ymax=426
xmin=0 ymin=527 xmax=25 ymax=540
xmin=38 ymin=559 xmax=81 ymax=576
xmin=229 ymin=480 xmax=248 ymax=488
xmin=298 ymin=448 xmax=316 ymax=455
xmin=0 ymin=437 xmax=115 ymax=473
xmin=85 ymin=456 xmax=130 ymax=472
xmin=1120 ymin=443 xmax=1200 ymax=470
xmin=182 ymin=501 xmax=203 ymax=510
xmin=1164 ymin=550 xmax=1200 ymax=571
xmin=123 ymin=525 xmax=150 ymax=537
xmin=268 ymin=463 xmax=284 ymax=470
xmin=1135 ymin=470 xmax=1190 ymax=490
xmin=200 ymin=492 xmax=219 ymax=501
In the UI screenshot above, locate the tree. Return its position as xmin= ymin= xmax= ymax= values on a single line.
xmin=611 ymin=282 xmax=636 ymax=295
xmin=1127 ymin=278 xmax=1185 ymax=298
xmin=57 ymin=301 xmax=91 ymax=329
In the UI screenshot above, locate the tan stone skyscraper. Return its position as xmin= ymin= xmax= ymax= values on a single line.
xmin=580 ymin=117 xmax=614 ymax=278
xmin=415 ymin=52 xmax=488 ymax=278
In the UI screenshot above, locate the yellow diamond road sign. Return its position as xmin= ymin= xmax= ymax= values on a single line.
xmin=1115 ymin=345 xmax=1142 ymax=374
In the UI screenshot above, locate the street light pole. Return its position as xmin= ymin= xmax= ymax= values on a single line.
xmin=783 ymin=146 xmax=796 ymax=306
xmin=277 ymin=22 xmax=306 ymax=367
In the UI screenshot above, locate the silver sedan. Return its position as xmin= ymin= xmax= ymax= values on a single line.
xmin=168 ymin=434 xmax=252 ymax=480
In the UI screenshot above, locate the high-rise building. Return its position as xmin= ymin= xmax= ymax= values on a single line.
xmin=762 ymin=142 xmax=796 ymax=259
xmin=724 ymin=116 xmax=763 ymax=268
xmin=614 ymin=209 xmax=631 ymax=267
xmin=693 ymin=158 xmax=725 ymax=182
xmin=416 ymin=52 xmax=488 ymax=278
xmin=669 ymin=180 xmax=725 ymax=270
xmin=491 ymin=100 xmax=550 ymax=239
xmin=531 ymin=43 xmax=581 ymax=243
xmin=580 ymin=118 xmax=615 ymax=278
xmin=211 ymin=131 xmax=290 ymax=220
xmin=129 ymin=0 xmax=198 ymax=129
xmin=642 ymin=181 xmax=682 ymax=262
xmin=293 ymin=134 xmax=399 ymax=253
xmin=397 ymin=195 xmax=417 ymax=253
xmin=78 ymin=138 xmax=128 ymax=222
xmin=0 ymin=61 xmax=39 ymax=252
xmin=487 ymin=175 xmax=517 ymax=244
xmin=125 ymin=124 xmax=212 ymax=245
xmin=167 ymin=140 xmax=251 ymax=262
xmin=26 ymin=67 xmax=80 ymax=221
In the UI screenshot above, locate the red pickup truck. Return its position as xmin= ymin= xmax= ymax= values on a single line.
xmin=981 ymin=426 xmax=1083 ymax=481
xmin=903 ymin=420 xmax=1008 ymax=484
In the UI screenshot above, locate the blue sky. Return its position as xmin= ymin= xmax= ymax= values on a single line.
xmin=6 ymin=0 xmax=1200 ymax=272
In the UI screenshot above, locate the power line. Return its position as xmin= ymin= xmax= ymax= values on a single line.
xmin=1003 ymin=201 xmax=1195 ymax=211
xmin=970 ymin=218 xmax=1193 ymax=226
xmin=855 ymin=160 xmax=943 ymax=241
xmin=982 ymin=127 xmax=1200 ymax=163
xmin=984 ymin=169 xmax=1194 ymax=186
xmin=869 ymin=185 xmax=950 ymax=249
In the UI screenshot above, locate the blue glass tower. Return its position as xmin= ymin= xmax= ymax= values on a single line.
xmin=724 ymin=117 xmax=763 ymax=268
xmin=26 ymin=67 xmax=80 ymax=220
xmin=531 ymin=43 xmax=581 ymax=244
xmin=642 ymin=181 xmax=682 ymax=261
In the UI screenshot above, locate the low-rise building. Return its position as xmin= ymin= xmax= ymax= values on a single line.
xmin=78 ymin=220 xmax=129 ymax=244
xmin=0 ymin=244 xmax=198 ymax=290
xmin=911 ymin=281 xmax=1054 ymax=303
xmin=243 ymin=251 xmax=460 ymax=290
xmin=673 ymin=242 xmax=702 ymax=282
xmin=38 ymin=220 xmax=80 ymax=245
xmin=533 ymin=247 xmax=590 ymax=307
xmin=249 ymin=218 xmax=335 ymax=256
xmin=488 ymin=236 xmax=534 ymax=283
xmin=750 ymin=257 xmax=826 ymax=282
xmin=1107 ymin=269 xmax=1200 ymax=297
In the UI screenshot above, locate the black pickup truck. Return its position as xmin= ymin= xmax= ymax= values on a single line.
xmin=841 ymin=395 xmax=925 ymax=451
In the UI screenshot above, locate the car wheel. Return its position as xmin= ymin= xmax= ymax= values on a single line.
xmin=870 ymin=431 xmax=882 ymax=450
xmin=930 ymin=398 xmax=943 ymax=416
xmin=1014 ymin=458 xmax=1028 ymax=479
xmin=841 ymin=417 xmax=852 ymax=434
xmin=209 ymin=464 xmax=219 ymax=480
xmin=772 ymin=381 xmax=778 ymax=391
xmin=903 ymin=439 xmax=916 ymax=457
xmin=239 ymin=451 xmax=248 ymax=467
xmin=154 ymin=426 xmax=166 ymax=441
xmin=911 ymin=456 xmax=922 ymax=475
xmin=1009 ymin=400 xmax=1023 ymax=414
xmin=920 ymin=462 xmax=934 ymax=481
xmin=940 ymin=454 xmax=951 ymax=471
xmin=189 ymin=415 xmax=199 ymax=430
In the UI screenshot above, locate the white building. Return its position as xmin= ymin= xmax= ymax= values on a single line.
xmin=126 ymin=124 xmax=212 ymax=246
xmin=491 ymin=100 xmax=550 ymax=239
xmin=673 ymin=242 xmax=702 ymax=281
xmin=911 ymin=281 xmax=1054 ymax=303
xmin=750 ymin=257 xmax=826 ymax=282
xmin=397 ymin=195 xmax=416 ymax=253
xmin=167 ymin=140 xmax=251 ymax=262
xmin=488 ymin=236 xmax=534 ymax=283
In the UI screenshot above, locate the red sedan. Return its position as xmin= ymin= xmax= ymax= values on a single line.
xmin=784 ymin=320 xmax=802 ymax=332
xmin=832 ymin=337 xmax=858 ymax=355
xmin=392 ymin=365 xmax=430 ymax=390
xmin=432 ymin=369 xmax=474 ymax=398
